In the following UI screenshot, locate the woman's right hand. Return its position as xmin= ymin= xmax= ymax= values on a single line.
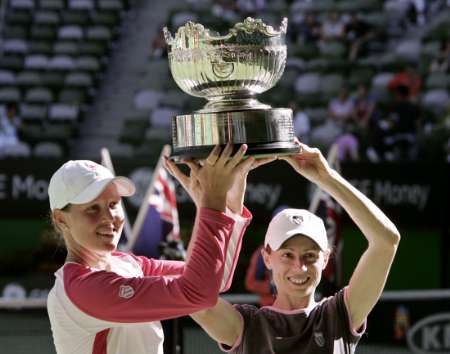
xmin=164 ymin=144 xmax=255 ymax=211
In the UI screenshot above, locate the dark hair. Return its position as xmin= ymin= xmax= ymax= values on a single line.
xmin=397 ymin=85 xmax=410 ymax=98
xmin=5 ymin=102 xmax=18 ymax=111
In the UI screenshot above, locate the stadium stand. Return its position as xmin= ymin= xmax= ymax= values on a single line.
xmin=0 ymin=0 xmax=131 ymax=157
xmin=115 ymin=0 xmax=449 ymax=163
xmin=0 ymin=0 xmax=449 ymax=162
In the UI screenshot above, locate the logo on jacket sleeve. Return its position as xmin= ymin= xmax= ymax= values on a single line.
xmin=314 ymin=331 xmax=325 ymax=347
xmin=119 ymin=285 xmax=135 ymax=299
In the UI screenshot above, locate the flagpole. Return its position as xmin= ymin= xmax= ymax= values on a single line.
xmin=308 ymin=143 xmax=339 ymax=213
xmin=100 ymin=147 xmax=133 ymax=244
xmin=124 ymin=144 xmax=172 ymax=252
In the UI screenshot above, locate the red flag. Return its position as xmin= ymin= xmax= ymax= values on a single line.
xmin=131 ymin=162 xmax=182 ymax=259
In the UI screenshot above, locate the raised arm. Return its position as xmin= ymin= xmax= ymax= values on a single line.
xmin=166 ymin=147 xmax=274 ymax=292
xmin=281 ymin=141 xmax=400 ymax=331
xmin=63 ymin=145 xmax=260 ymax=325
xmin=189 ymin=154 xmax=276 ymax=346
xmin=164 ymin=144 xmax=256 ymax=260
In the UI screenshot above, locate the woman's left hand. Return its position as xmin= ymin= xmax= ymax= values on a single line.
xmin=279 ymin=139 xmax=333 ymax=186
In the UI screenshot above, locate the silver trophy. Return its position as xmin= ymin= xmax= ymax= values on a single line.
xmin=163 ymin=17 xmax=297 ymax=160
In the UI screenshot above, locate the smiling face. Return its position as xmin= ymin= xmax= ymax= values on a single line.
xmin=263 ymin=234 xmax=329 ymax=308
xmin=53 ymin=183 xmax=125 ymax=261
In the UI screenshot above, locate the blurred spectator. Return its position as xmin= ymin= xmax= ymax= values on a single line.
xmin=406 ymin=0 xmax=426 ymax=26
xmin=0 ymin=102 xmax=23 ymax=157
xmin=348 ymin=84 xmax=383 ymax=161
xmin=211 ymin=0 xmax=239 ymax=23
xmin=290 ymin=101 xmax=311 ymax=143
xmin=419 ymin=102 xmax=450 ymax=161
xmin=385 ymin=85 xmax=421 ymax=160
xmin=344 ymin=13 xmax=375 ymax=61
xmin=310 ymin=87 xmax=354 ymax=149
xmin=429 ymin=39 xmax=450 ymax=73
xmin=335 ymin=133 xmax=360 ymax=162
xmin=328 ymin=86 xmax=354 ymax=126
xmin=351 ymin=84 xmax=378 ymax=131
xmin=244 ymin=246 xmax=274 ymax=307
xmin=388 ymin=63 xmax=422 ymax=101
xmin=291 ymin=12 xmax=322 ymax=44
xmin=320 ymin=11 xmax=345 ymax=42
xmin=235 ymin=0 xmax=266 ymax=16
xmin=150 ymin=28 xmax=167 ymax=59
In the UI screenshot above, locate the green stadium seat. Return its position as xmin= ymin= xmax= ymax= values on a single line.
xmin=53 ymin=41 xmax=80 ymax=55
xmin=24 ymin=54 xmax=49 ymax=70
xmin=25 ymin=87 xmax=53 ymax=103
xmin=0 ymin=55 xmax=24 ymax=71
xmin=48 ymin=103 xmax=80 ymax=121
xmin=2 ymin=39 xmax=29 ymax=55
xmin=58 ymin=88 xmax=88 ymax=104
xmin=48 ymin=55 xmax=76 ymax=71
xmin=60 ymin=10 xmax=90 ymax=26
xmin=69 ymin=0 xmax=94 ymax=10
xmin=41 ymin=72 xmax=65 ymax=89
xmin=86 ymin=26 xmax=112 ymax=41
xmin=425 ymin=72 xmax=449 ymax=90
xmin=16 ymin=71 xmax=43 ymax=87
xmin=42 ymin=123 xmax=74 ymax=143
xmin=20 ymin=103 xmax=48 ymax=121
xmin=348 ymin=67 xmax=375 ymax=88
xmin=3 ymin=25 xmax=28 ymax=39
xmin=10 ymin=0 xmax=35 ymax=10
xmin=0 ymin=87 xmax=21 ymax=102
xmin=294 ymin=72 xmax=321 ymax=95
xmin=28 ymin=40 xmax=53 ymax=54
xmin=64 ymin=72 xmax=93 ymax=88
xmin=0 ymin=70 xmax=16 ymax=86
xmin=119 ymin=119 xmax=149 ymax=146
xmin=30 ymin=25 xmax=57 ymax=40
xmin=319 ymin=41 xmax=346 ymax=59
xmin=89 ymin=11 xmax=119 ymax=26
xmin=98 ymin=0 xmax=124 ymax=11
xmin=320 ymin=74 xmax=344 ymax=98
xmin=75 ymin=56 xmax=101 ymax=72
xmin=20 ymin=122 xmax=43 ymax=144
xmin=33 ymin=10 xmax=60 ymax=26
xmin=5 ymin=11 xmax=32 ymax=25
xmin=421 ymin=41 xmax=441 ymax=58
xmin=33 ymin=141 xmax=64 ymax=157
xmin=58 ymin=25 xmax=84 ymax=40
xmin=78 ymin=42 xmax=107 ymax=56
xmin=39 ymin=0 xmax=65 ymax=10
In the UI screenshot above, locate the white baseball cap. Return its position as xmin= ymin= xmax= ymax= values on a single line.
xmin=48 ymin=160 xmax=135 ymax=210
xmin=264 ymin=209 xmax=328 ymax=251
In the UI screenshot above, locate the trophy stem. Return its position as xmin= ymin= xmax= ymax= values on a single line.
xmin=198 ymin=97 xmax=271 ymax=113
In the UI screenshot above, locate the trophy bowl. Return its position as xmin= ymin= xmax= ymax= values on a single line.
xmin=164 ymin=17 xmax=298 ymax=161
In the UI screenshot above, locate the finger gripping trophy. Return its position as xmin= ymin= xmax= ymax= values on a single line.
xmin=163 ymin=17 xmax=297 ymax=161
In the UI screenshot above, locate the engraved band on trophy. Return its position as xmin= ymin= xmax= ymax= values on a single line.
xmin=163 ymin=17 xmax=298 ymax=161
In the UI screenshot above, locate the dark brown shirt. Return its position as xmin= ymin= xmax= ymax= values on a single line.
xmin=220 ymin=288 xmax=365 ymax=354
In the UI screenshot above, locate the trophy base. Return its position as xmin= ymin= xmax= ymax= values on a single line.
xmin=170 ymin=141 xmax=299 ymax=162
xmin=171 ymin=108 xmax=297 ymax=161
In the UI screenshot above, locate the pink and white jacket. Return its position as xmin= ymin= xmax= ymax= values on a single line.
xmin=47 ymin=207 xmax=251 ymax=354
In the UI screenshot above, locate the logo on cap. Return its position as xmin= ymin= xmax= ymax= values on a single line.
xmin=291 ymin=215 xmax=304 ymax=225
xmin=84 ymin=162 xmax=99 ymax=175
xmin=118 ymin=285 xmax=135 ymax=299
